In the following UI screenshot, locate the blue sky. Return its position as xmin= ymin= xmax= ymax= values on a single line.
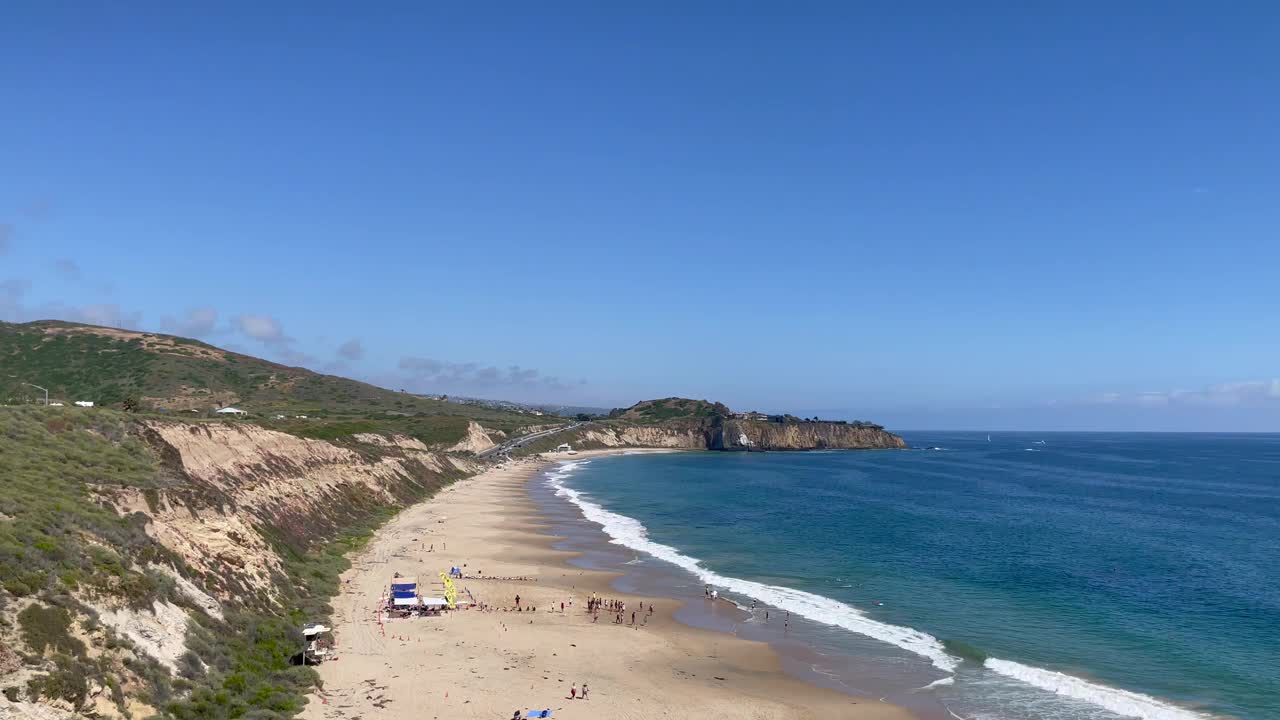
xmin=2 ymin=3 xmax=1278 ymax=430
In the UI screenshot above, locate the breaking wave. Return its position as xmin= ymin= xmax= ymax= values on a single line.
xmin=545 ymin=461 xmax=1217 ymax=720
xmin=545 ymin=461 xmax=959 ymax=672
xmin=984 ymin=659 xmax=1212 ymax=720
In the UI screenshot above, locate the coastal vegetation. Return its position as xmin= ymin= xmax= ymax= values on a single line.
xmin=0 ymin=320 xmax=900 ymax=718
xmin=0 ymin=320 xmax=551 ymax=445
xmin=0 ymin=404 xmax=466 ymax=718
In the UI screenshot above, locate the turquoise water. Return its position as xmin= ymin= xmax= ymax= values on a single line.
xmin=545 ymin=434 xmax=1280 ymax=720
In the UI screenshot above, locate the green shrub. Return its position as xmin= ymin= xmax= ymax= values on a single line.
xmin=17 ymin=605 xmax=85 ymax=657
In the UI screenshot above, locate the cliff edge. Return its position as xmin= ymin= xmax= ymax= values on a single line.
xmin=550 ymin=398 xmax=906 ymax=452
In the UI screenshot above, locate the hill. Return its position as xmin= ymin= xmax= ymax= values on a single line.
xmin=523 ymin=397 xmax=907 ymax=452
xmin=0 ymin=320 xmax=552 ymax=444
xmin=611 ymin=397 xmax=732 ymax=422
xmin=0 ymin=404 xmax=477 ymax=719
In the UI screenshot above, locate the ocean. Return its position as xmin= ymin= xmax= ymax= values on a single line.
xmin=534 ymin=433 xmax=1280 ymax=720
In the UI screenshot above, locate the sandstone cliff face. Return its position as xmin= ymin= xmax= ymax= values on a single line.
xmin=710 ymin=418 xmax=907 ymax=450
xmin=111 ymin=421 xmax=475 ymax=601
xmin=447 ymin=421 xmax=498 ymax=454
xmin=575 ymin=419 xmax=904 ymax=451
xmin=578 ymin=426 xmax=707 ymax=448
xmin=2 ymin=411 xmax=483 ymax=718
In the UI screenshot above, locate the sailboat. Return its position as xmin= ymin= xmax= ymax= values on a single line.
xmin=987 ymin=434 xmax=991 ymax=442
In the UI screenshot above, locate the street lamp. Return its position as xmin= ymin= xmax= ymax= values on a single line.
xmin=21 ymin=383 xmax=49 ymax=406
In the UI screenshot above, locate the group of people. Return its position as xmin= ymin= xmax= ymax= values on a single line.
xmin=586 ymin=593 xmax=653 ymax=626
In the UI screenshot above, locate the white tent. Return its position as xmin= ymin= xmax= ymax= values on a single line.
xmin=419 ymin=597 xmax=448 ymax=608
xmin=392 ymin=597 xmax=420 ymax=607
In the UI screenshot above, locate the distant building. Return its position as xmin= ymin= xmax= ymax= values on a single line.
xmin=215 ymin=407 xmax=247 ymax=416
xmin=74 ymin=401 xmax=94 ymax=408
xmin=49 ymin=402 xmax=64 ymax=407
xmin=556 ymin=443 xmax=572 ymax=452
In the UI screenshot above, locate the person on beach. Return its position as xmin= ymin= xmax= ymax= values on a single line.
xmin=631 ymin=611 xmax=635 ymax=625
xmin=581 ymin=683 xmax=589 ymax=700
xmin=561 ymin=601 xmax=565 ymax=612
xmin=515 ymin=594 xmax=521 ymax=608
xmin=570 ymin=684 xmax=577 ymax=700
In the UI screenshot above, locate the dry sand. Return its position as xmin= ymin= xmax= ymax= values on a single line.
xmin=301 ymin=450 xmax=914 ymax=720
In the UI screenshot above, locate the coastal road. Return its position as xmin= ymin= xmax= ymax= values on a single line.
xmin=477 ymin=421 xmax=586 ymax=460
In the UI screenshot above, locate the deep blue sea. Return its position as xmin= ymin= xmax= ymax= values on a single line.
xmin=543 ymin=433 xmax=1280 ymax=720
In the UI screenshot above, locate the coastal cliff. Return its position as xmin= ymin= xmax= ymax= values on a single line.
xmin=0 ymin=408 xmax=478 ymax=719
xmin=549 ymin=398 xmax=906 ymax=452
xmin=708 ymin=416 xmax=907 ymax=450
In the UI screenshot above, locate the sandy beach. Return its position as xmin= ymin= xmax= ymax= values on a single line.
xmin=300 ymin=450 xmax=915 ymax=720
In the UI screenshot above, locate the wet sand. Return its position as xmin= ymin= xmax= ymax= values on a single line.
xmin=300 ymin=449 xmax=915 ymax=720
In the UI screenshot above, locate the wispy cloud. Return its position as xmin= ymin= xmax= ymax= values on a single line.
xmin=233 ymin=313 xmax=315 ymax=367
xmin=0 ymin=277 xmax=142 ymax=329
xmin=0 ymin=278 xmax=31 ymax=320
xmin=161 ymin=307 xmax=219 ymax=338
xmin=72 ymin=303 xmax=143 ymax=330
xmin=236 ymin=314 xmax=286 ymax=343
xmin=336 ymin=338 xmax=364 ymax=361
xmin=1081 ymin=380 xmax=1280 ymax=408
xmin=52 ymin=258 xmax=81 ymax=281
xmin=398 ymin=356 xmax=571 ymax=394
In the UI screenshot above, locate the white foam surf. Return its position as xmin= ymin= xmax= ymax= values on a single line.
xmin=544 ymin=461 xmax=959 ymax=672
xmin=918 ymin=676 xmax=955 ymax=690
xmin=984 ymin=659 xmax=1212 ymax=720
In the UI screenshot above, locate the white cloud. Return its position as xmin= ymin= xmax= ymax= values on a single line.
xmin=236 ymin=314 xmax=285 ymax=343
xmin=232 ymin=313 xmax=317 ymax=367
xmin=1082 ymin=380 xmax=1280 ymax=408
xmin=398 ymin=356 xmax=571 ymax=393
xmin=336 ymin=338 xmax=364 ymax=361
xmin=0 ymin=278 xmax=30 ymax=320
xmin=52 ymin=258 xmax=81 ymax=280
xmin=0 ymin=279 xmax=141 ymax=329
xmin=161 ymin=307 xmax=219 ymax=338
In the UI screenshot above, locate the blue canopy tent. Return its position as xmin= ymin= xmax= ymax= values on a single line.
xmin=390 ymin=577 xmax=418 ymax=600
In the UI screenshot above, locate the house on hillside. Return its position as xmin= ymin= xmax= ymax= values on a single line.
xmin=215 ymin=407 xmax=247 ymax=416
xmin=74 ymin=401 xmax=94 ymax=408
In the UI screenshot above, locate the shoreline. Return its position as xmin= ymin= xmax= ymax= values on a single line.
xmin=301 ymin=448 xmax=915 ymax=720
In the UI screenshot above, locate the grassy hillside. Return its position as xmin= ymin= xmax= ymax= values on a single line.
xmin=0 ymin=405 xmax=463 ymax=719
xmin=0 ymin=320 xmax=550 ymax=443
xmin=0 ymin=407 xmax=199 ymax=714
xmin=611 ymin=397 xmax=731 ymax=423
